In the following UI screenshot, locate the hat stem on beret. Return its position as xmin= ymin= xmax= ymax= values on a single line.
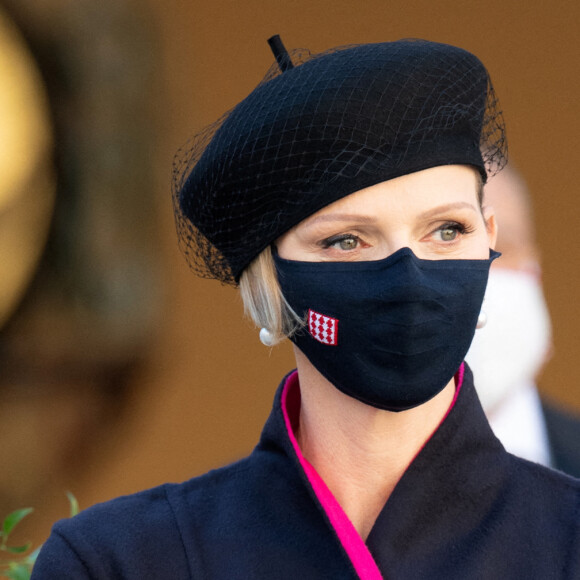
xmin=267 ymin=35 xmax=294 ymax=73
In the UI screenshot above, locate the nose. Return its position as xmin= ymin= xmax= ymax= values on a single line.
xmin=381 ymin=234 xmax=418 ymax=260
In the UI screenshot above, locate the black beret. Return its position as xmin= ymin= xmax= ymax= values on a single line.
xmin=174 ymin=38 xmax=506 ymax=284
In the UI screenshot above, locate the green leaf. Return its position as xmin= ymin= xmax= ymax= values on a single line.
xmin=24 ymin=546 xmax=41 ymax=565
xmin=5 ymin=543 xmax=31 ymax=554
xmin=6 ymin=562 xmax=32 ymax=580
xmin=2 ymin=509 xmax=33 ymax=537
xmin=66 ymin=492 xmax=79 ymax=518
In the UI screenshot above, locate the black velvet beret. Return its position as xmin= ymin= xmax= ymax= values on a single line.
xmin=173 ymin=38 xmax=506 ymax=284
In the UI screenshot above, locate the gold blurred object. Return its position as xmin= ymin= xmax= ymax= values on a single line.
xmin=0 ymin=6 xmax=56 ymax=328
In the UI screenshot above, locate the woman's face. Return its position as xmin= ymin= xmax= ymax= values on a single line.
xmin=276 ymin=165 xmax=496 ymax=262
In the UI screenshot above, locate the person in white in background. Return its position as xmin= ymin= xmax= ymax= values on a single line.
xmin=466 ymin=165 xmax=580 ymax=475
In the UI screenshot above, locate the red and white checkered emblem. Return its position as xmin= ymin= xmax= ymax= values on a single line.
xmin=308 ymin=309 xmax=339 ymax=346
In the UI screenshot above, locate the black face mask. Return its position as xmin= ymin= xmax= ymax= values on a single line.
xmin=274 ymin=248 xmax=499 ymax=411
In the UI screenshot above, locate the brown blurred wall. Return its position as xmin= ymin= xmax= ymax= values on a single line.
xmin=27 ymin=0 xmax=580 ymax=542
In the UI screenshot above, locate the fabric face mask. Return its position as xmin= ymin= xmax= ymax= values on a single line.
xmin=274 ymin=247 xmax=499 ymax=412
xmin=465 ymin=267 xmax=552 ymax=413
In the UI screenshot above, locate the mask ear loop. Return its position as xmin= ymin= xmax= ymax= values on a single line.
xmin=476 ymin=250 xmax=499 ymax=330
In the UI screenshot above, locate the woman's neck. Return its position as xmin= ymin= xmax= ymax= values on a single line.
xmin=293 ymin=347 xmax=456 ymax=541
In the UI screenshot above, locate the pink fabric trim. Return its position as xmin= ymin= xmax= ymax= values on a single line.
xmin=446 ymin=362 xmax=464 ymax=420
xmin=280 ymin=365 xmax=464 ymax=580
xmin=281 ymin=371 xmax=383 ymax=580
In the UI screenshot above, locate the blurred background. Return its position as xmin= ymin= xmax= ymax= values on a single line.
xmin=1 ymin=0 xmax=579 ymax=547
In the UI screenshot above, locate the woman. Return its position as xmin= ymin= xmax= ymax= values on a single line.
xmin=33 ymin=37 xmax=580 ymax=579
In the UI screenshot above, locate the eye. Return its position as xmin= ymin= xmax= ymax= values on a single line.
xmin=322 ymin=234 xmax=361 ymax=251
xmin=433 ymin=222 xmax=472 ymax=242
xmin=439 ymin=226 xmax=460 ymax=241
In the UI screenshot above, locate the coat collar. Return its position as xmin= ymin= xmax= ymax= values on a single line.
xmin=258 ymin=364 xmax=508 ymax=576
xmin=366 ymin=363 xmax=508 ymax=565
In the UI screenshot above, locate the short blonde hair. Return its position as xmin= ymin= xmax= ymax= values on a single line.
xmin=239 ymin=246 xmax=303 ymax=345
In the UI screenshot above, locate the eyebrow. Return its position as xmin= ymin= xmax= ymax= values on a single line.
xmin=419 ymin=201 xmax=478 ymax=219
xmin=305 ymin=213 xmax=378 ymax=226
xmin=305 ymin=202 xmax=477 ymax=227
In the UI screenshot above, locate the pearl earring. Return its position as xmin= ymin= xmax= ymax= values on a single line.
xmin=476 ymin=310 xmax=487 ymax=329
xmin=259 ymin=328 xmax=276 ymax=346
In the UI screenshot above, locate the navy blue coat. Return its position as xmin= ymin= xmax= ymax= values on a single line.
xmin=32 ymin=366 xmax=580 ymax=579
xmin=543 ymin=399 xmax=580 ymax=478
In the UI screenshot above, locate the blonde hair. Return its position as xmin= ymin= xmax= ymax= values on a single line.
xmin=239 ymin=246 xmax=303 ymax=345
